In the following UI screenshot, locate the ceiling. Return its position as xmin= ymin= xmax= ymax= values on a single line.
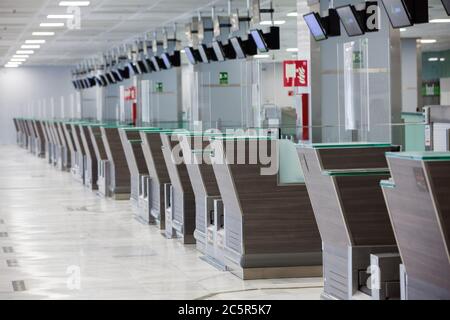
xmin=0 ymin=0 xmax=449 ymax=67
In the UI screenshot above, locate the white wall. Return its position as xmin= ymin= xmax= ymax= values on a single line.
xmin=0 ymin=66 xmax=74 ymax=145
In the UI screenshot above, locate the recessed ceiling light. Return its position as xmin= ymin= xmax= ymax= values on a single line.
xmin=430 ymin=19 xmax=450 ymax=23
xmin=59 ymin=1 xmax=90 ymax=6
xmin=16 ymin=50 xmax=34 ymax=54
xmin=21 ymin=45 xmax=41 ymax=49
xmin=4 ymin=64 xmax=20 ymax=68
xmin=47 ymin=14 xmax=75 ymax=19
xmin=10 ymin=58 xmax=26 ymax=62
xmin=441 ymin=58 xmax=446 ymax=62
xmin=286 ymin=48 xmax=298 ymax=52
xmin=260 ymin=20 xmax=286 ymax=25
xmin=287 ymin=12 xmax=298 ymax=17
xmin=25 ymin=40 xmax=46 ymax=44
xmin=254 ymin=54 xmax=270 ymax=59
xmin=419 ymin=39 xmax=437 ymax=44
xmin=399 ymin=28 xmax=406 ymax=32
xmin=428 ymin=57 xmax=439 ymax=61
xmin=32 ymin=32 xmax=55 ymax=36
xmin=40 ymin=22 xmax=65 ymax=27
xmin=13 ymin=55 xmax=29 ymax=58
xmin=8 ymin=61 xmax=22 ymax=65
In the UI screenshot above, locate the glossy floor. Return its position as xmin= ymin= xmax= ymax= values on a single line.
xmin=0 ymin=145 xmax=323 ymax=300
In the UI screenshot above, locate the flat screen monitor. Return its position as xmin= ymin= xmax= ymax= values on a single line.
xmin=119 ymin=67 xmax=130 ymax=80
xmin=150 ymin=57 xmax=161 ymax=72
xmin=99 ymin=75 xmax=108 ymax=87
xmin=137 ymin=60 xmax=149 ymax=73
xmin=72 ymin=81 xmax=78 ymax=90
xmin=381 ymin=0 xmax=413 ymax=28
xmin=212 ymin=40 xmax=226 ymax=62
xmin=303 ymin=12 xmax=328 ymax=41
xmin=336 ymin=5 xmax=365 ymax=37
xmin=111 ymin=70 xmax=123 ymax=82
xmin=128 ymin=62 xmax=139 ymax=75
xmin=442 ymin=0 xmax=450 ymax=15
xmin=250 ymin=29 xmax=269 ymax=53
xmin=161 ymin=53 xmax=172 ymax=69
xmin=184 ymin=47 xmax=200 ymax=65
xmin=230 ymin=37 xmax=246 ymax=59
xmin=198 ymin=44 xmax=217 ymax=63
xmin=106 ymin=73 xmax=115 ymax=84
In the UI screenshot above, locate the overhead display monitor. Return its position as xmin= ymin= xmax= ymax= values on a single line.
xmin=442 ymin=0 xmax=450 ymax=15
xmin=198 ymin=44 xmax=213 ymax=63
xmin=150 ymin=56 xmax=164 ymax=72
xmin=303 ymin=12 xmax=328 ymax=41
xmin=212 ymin=40 xmax=226 ymax=62
xmin=184 ymin=47 xmax=201 ymax=65
xmin=250 ymin=29 xmax=269 ymax=53
xmin=381 ymin=0 xmax=413 ymax=28
xmin=161 ymin=53 xmax=172 ymax=69
xmin=105 ymin=73 xmax=115 ymax=84
xmin=336 ymin=5 xmax=365 ymax=37
xmin=230 ymin=37 xmax=246 ymax=59
xmin=111 ymin=70 xmax=122 ymax=82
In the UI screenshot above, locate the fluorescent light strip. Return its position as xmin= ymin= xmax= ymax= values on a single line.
xmin=430 ymin=19 xmax=450 ymax=23
xmin=16 ymin=50 xmax=34 ymax=54
xmin=40 ymin=22 xmax=65 ymax=27
xmin=260 ymin=20 xmax=286 ymax=25
xmin=399 ymin=28 xmax=406 ymax=32
xmin=13 ymin=55 xmax=29 ymax=58
xmin=428 ymin=57 xmax=439 ymax=61
xmin=254 ymin=54 xmax=270 ymax=59
xmin=440 ymin=58 xmax=446 ymax=62
xmin=25 ymin=39 xmax=46 ymax=44
xmin=419 ymin=39 xmax=437 ymax=44
xmin=10 ymin=59 xmax=26 ymax=62
xmin=21 ymin=45 xmax=41 ymax=49
xmin=287 ymin=12 xmax=298 ymax=17
xmin=47 ymin=14 xmax=74 ymax=19
xmin=59 ymin=1 xmax=90 ymax=6
xmin=32 ymin=32 xmax=55 ymax=36
xmin=4 ymin=65 xmax=19 ymax=68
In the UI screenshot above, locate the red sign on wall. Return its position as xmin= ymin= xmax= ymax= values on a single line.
xmin=283 ymin=60 xmax=308 ymax=87
xmin=125 ymin=86 xmax=137 ymax=101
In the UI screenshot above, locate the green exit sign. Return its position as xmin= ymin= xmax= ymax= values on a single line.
xmin=155 ymin=82 xmax=163 ymax=93
xmin=219 ymin=72 xmax=229 ymax=85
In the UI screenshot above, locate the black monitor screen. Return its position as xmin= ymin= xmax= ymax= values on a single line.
xmin=161 ymin=53 xmax=172 ymax=69
xmin=442 ymin=0 xmax=450 ymax=15
xmin=230 ymin=37 xmax=246 ymax=59
xmin=250 ymin=29 xmax=269 ymax=53
xmin=336 ymin=5 xmax=364 ymax=37
xmin=212 ymin=41 xmax=226 ymax=62
xmin=185 ymin=47 xmax=198 ymax=65
xmin=303 ymin=12 xmax=328 ymax=41
xmin=381 ymin=0 xmax=412 ymax=28
xmin=106 ymin=73 xmax=115 ymax=84
xmin=111 ymin=70 xmax=123 ymax=82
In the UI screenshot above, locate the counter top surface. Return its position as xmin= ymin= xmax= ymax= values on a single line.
xmin=386 ymin=152 xmax=450 ymax=161
xmin=298 ymin=142 xmax=392 ymax=149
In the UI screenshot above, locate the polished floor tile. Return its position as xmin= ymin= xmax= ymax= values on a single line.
xmin=0 ymin=145 xmax=323 ymax=300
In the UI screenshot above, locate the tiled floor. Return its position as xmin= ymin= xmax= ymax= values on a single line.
xmin=0 ymin=145 xmax=323 ymax=300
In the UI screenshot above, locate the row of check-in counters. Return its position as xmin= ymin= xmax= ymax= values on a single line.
xmin=12 ymin=117 xmax=450 ymax=300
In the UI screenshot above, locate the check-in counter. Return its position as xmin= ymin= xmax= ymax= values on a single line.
xmin=79 ymin=123 xmax=99 ymax=190
xmin=56 ymin=121 xmax=71 ymax=170
xmin=44 ymin=121 xmax=56 ymax=164
xmin=160 ymin=131 xmax=196 ymax=244
xmin=51 ymin=121 xmax=66 ymax=169
xmin=32 ymin=120 xmax=46 ymax=157
xmin=180 ymin=134 xmax=222 ymax=255
xmin=101 ymin=125 xmax=133 ymax=200
xmin=88 ymin=124 xmax=110 ymax=197
xmin=209 ymin=137 xmax=322 ymax=280
xmin=382 ymin=152 xmax=450 ymax=300
xmin=118 ymin=127 xmax=156 ymax=209
xmin=140 ymin=129 xmax=174 ymax=227
xmin=38 ymin=120 xmax=50 ymax=159
xmin=12 ymin=118 xmax=20 ymax=146
xmin=71 ymin=123 xmax=87 ymax=183
xmin=26 ymin=119 xmax=37 ymax=154
xmin=297 ymin=143 xmax=401 ymax=300
xmin=61 ymin=122 xmax=78 ymax=170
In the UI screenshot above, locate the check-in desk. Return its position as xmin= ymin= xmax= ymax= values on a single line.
xmin=51 ymin=121 xmax=65 ymax=168
xmin=26 ymin=119 xmax=37 ymax=154
xmin=118 ymin=127 xmax=156 ymax=209
xmin=56 ymin=121 xmax=71 ymax=170
xmin=33 ymin=120 xmax=46 ymax=157
xmin=79 ymin=123 xmax=99 ymax=190
xmin=209 ymin=137 xmax=322 ymax=280
xmin=43 ymin=121 xmax=56 ymax=164
xmin=13 ymin=118 xmax=21 ymax=146
xmin=382 ymin=152 xmax=450 ymax=300
xmin=88 ymin=124 xmax=110 ymax=197
xmin=160 ymin=131 xmax=196 ymax=244
xmin=70 ymin=123 xmax=87 ymax=183
xmin=140 ymin=130 xmax=173 ymax=228
xmin=101 ymin=125 xmax=133 ymax=200
xmin=61 ymin=122 xmax=77 ymax=170
xmin=297 ymin=143 xmax=401 ymax=300
xmin=180 ymin=134 xmax=222 ymax=255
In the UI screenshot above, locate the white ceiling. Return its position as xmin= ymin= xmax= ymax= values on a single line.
xmin=0 ymin=0 xmax=449 ymax=67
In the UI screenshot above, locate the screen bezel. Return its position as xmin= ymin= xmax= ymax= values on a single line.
xmin=380 ymin=0 xmax=413 ymax=29
xmin=212 ymin=40 xmax=226 ymax=62
xmin=184 ymin=47 xmax=199 ymax=65
xmin=250 ymin=29 xmax=269 ymax=53
xmin=303 ymin=12 xmax=328 ymax=41
xmin=336 ymin=5 xmax=365 ymax=37
xmin=230 ymin=36 xmax=246 ymax=59
xmin=161 ymin=53 xmax=172 ymax=69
